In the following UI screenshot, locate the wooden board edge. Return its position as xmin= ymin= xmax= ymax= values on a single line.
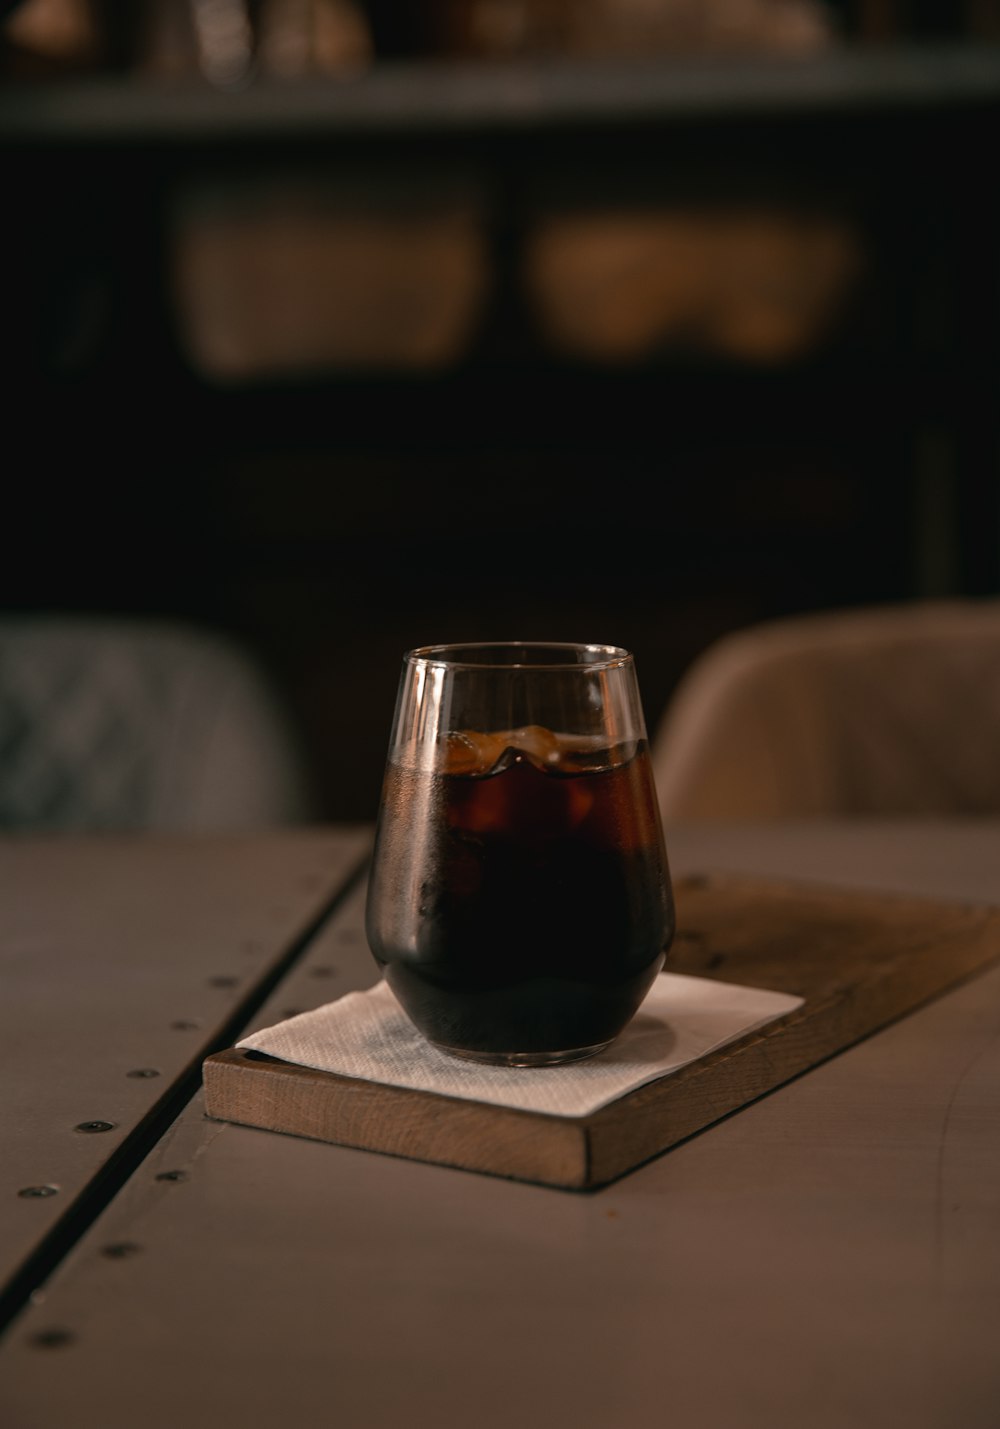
xmin=583 ymin=907 xmax=1000 ymax=1186
xmin=202 ymin=1048 xmax=592 ymax=1190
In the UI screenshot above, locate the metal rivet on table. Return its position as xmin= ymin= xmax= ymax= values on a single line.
xmin=102 ymin=1242 xmax=142 ymax=1260
xmin=18 ymin=1185 xmax=59 ymax=1199
xmin=126 ymin=1068 xmax=160 ymax=1079
xmin=29 ymin=1328 xmax=75 ymax=1349
xmin=683 ymin=874 xmax=711 ymax=890
xmin=74 ymin=1121 xmax=116 ymax=1134
xmin=155 ymin=1170 xmax=188 ymax=1183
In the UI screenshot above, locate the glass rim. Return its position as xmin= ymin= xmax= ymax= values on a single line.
xmin=404 ymin=641 xmax=633 ymax=672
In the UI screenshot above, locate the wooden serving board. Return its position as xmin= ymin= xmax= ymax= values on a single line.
xmin=202 ymin=874 xmax=1000 ymax=1190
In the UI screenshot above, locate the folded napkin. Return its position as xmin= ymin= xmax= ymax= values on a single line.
xmin=238 ymin=973 xmax=804 ymax=1118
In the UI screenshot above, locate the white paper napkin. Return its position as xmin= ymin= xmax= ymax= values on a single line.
xmin=237 ymin=973 xmax=804 ymax=1117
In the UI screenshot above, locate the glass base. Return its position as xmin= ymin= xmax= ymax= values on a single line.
xmin=429 ymin=1040 xmax=613 ymax=1068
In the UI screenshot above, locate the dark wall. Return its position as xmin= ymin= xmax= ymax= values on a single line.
xmin=5 ymin=59 xmax=999 ymax=821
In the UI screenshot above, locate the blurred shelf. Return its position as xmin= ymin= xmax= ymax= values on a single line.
xmin=1 ymin=42 xmax=998 ymax=146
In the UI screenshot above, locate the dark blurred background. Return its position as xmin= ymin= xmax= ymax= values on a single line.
xmin=2 ymin=0 xmax=999 ymax=823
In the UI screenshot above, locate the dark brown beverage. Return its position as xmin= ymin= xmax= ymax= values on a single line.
xmin=365 ymin=726 xmax=675 ymax=1059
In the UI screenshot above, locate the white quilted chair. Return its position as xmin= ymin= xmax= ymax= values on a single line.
xmin=0 ymin=616 xmax=314 ymax=831
xmin=651 ymin=599 xmax=1000 ymax=820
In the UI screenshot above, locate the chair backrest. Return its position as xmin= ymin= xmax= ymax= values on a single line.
xmin=650 ymin=599 xmax=1000 ymax=820
xmin=0 ymin=615 xmax=314 ymax=831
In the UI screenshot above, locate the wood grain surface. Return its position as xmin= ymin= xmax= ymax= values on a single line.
xmin=203 ymin=872 xmax=1000 ymax=1189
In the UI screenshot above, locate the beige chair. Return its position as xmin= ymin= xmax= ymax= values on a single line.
xmin=0 ymin=615 xmax=314 ymax=832
xmin=650 ymin=599 xmax=1000 ymax=820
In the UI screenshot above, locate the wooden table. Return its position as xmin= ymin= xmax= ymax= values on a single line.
xmin=1 ymin=821 xmax=998 ymax=1429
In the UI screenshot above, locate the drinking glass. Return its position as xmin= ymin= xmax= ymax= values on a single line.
xmin=365 ymin=642 xmax=675 ymax=1066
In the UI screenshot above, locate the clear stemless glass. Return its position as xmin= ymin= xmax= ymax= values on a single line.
xmin=364 ymin=642 xmax=676 ymax=1066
